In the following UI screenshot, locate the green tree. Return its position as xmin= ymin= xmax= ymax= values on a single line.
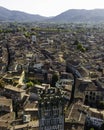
xmin=51 ymin=73 xmax=59 ymax=87
xmin=77 ymin=43 xmax=83 ymax=50
xmin=0 ymin=29 xmax=3 ymax=33
xmin=24 ymin=31 xmax=30 ymax=38
xmin=90 ymin=128 xmax=95 ymax=130
xmin=77 ymin=43 xmax=86 ymax=52
xmin=26 ymin=81 xmax=34 ymax=88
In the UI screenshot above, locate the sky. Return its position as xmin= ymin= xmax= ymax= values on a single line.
xmin=0 ymin=0 xmax=104 ymax=17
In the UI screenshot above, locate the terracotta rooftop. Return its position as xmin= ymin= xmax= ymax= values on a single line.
xmin=0 ymin=112 xmax=15 ymax=122
xmin=24 ymin=101 xmax=38 ymax=111
xmin=0 ymin=97 xmax=12 ymax=107
xmin=4 ymin=85 xmax=25 ymax=92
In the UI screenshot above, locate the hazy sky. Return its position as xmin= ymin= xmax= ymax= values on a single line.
xmin=0 ymin=0 xmax=104 ymax=16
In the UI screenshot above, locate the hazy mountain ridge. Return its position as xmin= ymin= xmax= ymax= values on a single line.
xmin=1 ymin=6 xmax=104 ymax=23
xmin=0 ymin=6 xmax=47 ymax=22
xmin=50 ymin=9 xmax=104 ymax=23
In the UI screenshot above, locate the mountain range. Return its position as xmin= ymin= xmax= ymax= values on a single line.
xmin=1 ymin=6 xmax=104 ymax=23
xmin=51 ymin=9 xmax=104 ymax=23
xmin=0 ymin=6 xmax=47 ymax=22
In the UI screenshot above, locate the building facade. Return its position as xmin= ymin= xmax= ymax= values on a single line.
xmin=38 ymin=87 xmax=64 ymax=130
xmin=84 ymin=83 xmax=104 ymax=108
xmin=85 ymin=116 xmax=104 ymax=130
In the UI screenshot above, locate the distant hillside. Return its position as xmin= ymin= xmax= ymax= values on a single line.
xmin=50 ymin=9 xmax=104 ymax=23
xmin=1 ymin=7 xmax=104 ymax=23
xmin=0 ymin=6 xmax=47 ymax=22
